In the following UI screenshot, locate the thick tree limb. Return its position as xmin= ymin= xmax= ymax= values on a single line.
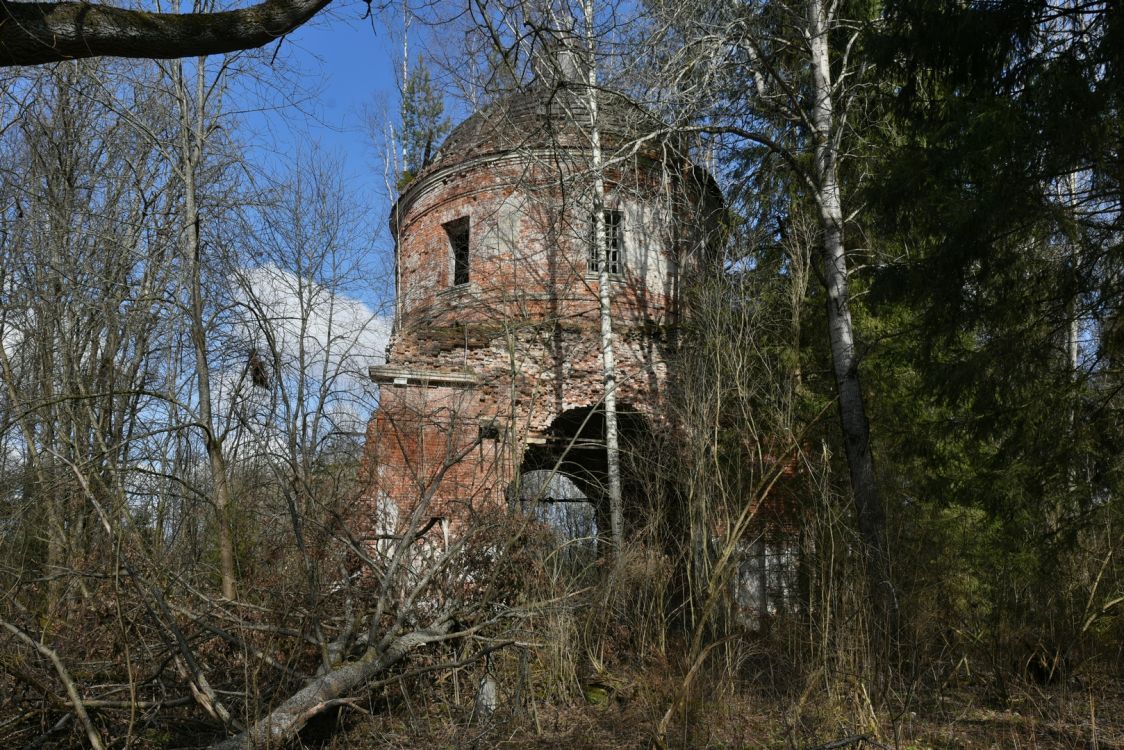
xmin=209 ymin=618 xmax=454 ymax=750
xmin=0 ymin=0 xmax=332 ymax=66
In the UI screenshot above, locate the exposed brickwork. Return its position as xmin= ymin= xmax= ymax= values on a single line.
xmin=361 ymin=84 xmax=722 ymax=532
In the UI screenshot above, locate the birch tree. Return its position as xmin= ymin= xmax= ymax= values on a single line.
xmin=577 ymin=0 xmax=625 ymax=551
xmin=804 ymin=0 xmax=892 ymax=633
xmin=639 ymin=0 xmax=895 ymax=634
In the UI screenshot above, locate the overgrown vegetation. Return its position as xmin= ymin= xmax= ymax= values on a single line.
xmin=1 ymin=0 xmax=1122 ymax=748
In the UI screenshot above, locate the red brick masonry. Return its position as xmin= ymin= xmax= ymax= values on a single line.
xmin=361 ymin=84 xmax=722 ymax=533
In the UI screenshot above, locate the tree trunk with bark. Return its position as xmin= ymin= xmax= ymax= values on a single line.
xmin=0 ymin=0 xmax=332 ymax=66
xmin=581 ymin=0 xmax=624 ymax=552
xmin=177 ymin=57 xmax=237 ymax=601
xmin=807 ymin=0 xmax=894 ymax=639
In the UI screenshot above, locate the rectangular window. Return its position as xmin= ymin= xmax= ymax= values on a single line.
xmin=446 ymin=217 xmax=470 ymax=286
xmin=588 ymin=209 xmax=623 ymax=275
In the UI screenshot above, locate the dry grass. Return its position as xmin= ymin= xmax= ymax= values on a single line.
xmin=320 ymin=670 xmax=1124 ymax=750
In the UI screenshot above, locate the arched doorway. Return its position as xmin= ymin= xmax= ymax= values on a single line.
xmin=515 ymin=404 xmax=653 ymax=543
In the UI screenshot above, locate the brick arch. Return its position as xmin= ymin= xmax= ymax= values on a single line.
xmin=517 ymin=403 xmax=655 ymax=533
xmin=364 ymin=83 xmax=722 ymax=536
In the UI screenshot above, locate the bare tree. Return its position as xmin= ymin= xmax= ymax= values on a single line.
xmin=0 ymin=52 xmax=539 ymax=747
xmin=165 ymin=52 xmax=241 ymax=599
xmin=230 ymin=147 xmax=386 ymax=631
xmin=0 ymin=60 xmax=179 ymax=611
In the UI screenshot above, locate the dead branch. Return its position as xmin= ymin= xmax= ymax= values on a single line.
xmin=804 ymin=736 xmax=872 ymax=750
xmin=0 ymin=618 xmax=107 ymax=750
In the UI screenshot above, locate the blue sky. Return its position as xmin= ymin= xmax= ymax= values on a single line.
xmin=234 ymin=2 xmax=411 ymax=318
xmin=206 ymin=5 xmax=415 ymax=371
xmin=283 ymin=4 xmax=398 ymax=163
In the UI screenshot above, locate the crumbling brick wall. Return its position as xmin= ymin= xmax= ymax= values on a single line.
xmin=360 ymin=87 xmax=722 ymax=534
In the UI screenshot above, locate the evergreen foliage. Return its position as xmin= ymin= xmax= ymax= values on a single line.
xmin=399 ymin=57 xmax=451 ymax=190
xmin=864 ymin=0 xmax=1124 ymax=675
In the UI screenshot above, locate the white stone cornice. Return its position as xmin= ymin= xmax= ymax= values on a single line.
xmin=369 ymin=365 xmax=478 ymax=387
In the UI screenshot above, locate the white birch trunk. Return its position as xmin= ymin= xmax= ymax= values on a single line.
xmin=807 ymin=0 xmax=892 ymax=628
xmin=582 ymin=0 xmax=624 ymax=551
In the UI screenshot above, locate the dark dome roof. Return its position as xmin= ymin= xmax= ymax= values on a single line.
xmin=417 ymin=82 xmax=669 ymax=180
xmin=390 ymin=80 xmax=723 ymax=230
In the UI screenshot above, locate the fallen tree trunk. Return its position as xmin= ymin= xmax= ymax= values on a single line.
xmin=209 ymin=618 xmax=453 ymax=750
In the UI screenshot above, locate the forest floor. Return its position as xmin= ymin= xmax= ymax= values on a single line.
xmin=885 ymin=681 xmax=1124 ymax=750
xmin=324 ymin=676 xmax=1124 ymax=750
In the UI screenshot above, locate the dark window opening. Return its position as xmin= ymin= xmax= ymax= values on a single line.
xmin=478 ymin=420 xmax=500 ymax=441
xmin=588 ymin=209 xmax=622 ymax=275
xmin=446 ymin=217 xmax=470 ymax=286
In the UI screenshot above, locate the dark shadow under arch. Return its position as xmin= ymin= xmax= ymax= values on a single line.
xmin=515 ymin=403 xmax=654 ymax=539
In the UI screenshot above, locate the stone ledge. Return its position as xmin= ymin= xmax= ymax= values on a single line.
xmin=369 ymin=365 xmax=479 ymax=387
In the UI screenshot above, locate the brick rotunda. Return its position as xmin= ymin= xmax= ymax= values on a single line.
xmin=362 ymin=63 xmax=722 ymax=538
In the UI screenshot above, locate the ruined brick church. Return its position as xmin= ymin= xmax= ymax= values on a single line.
xmin=362 ymin=59 xmax=722 ymax=539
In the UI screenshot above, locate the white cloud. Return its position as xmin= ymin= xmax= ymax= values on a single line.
xmin=238 ymin=263 xmax=391 ymax=376
xmin=226 ymin=263 xmax=393 ymax=439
